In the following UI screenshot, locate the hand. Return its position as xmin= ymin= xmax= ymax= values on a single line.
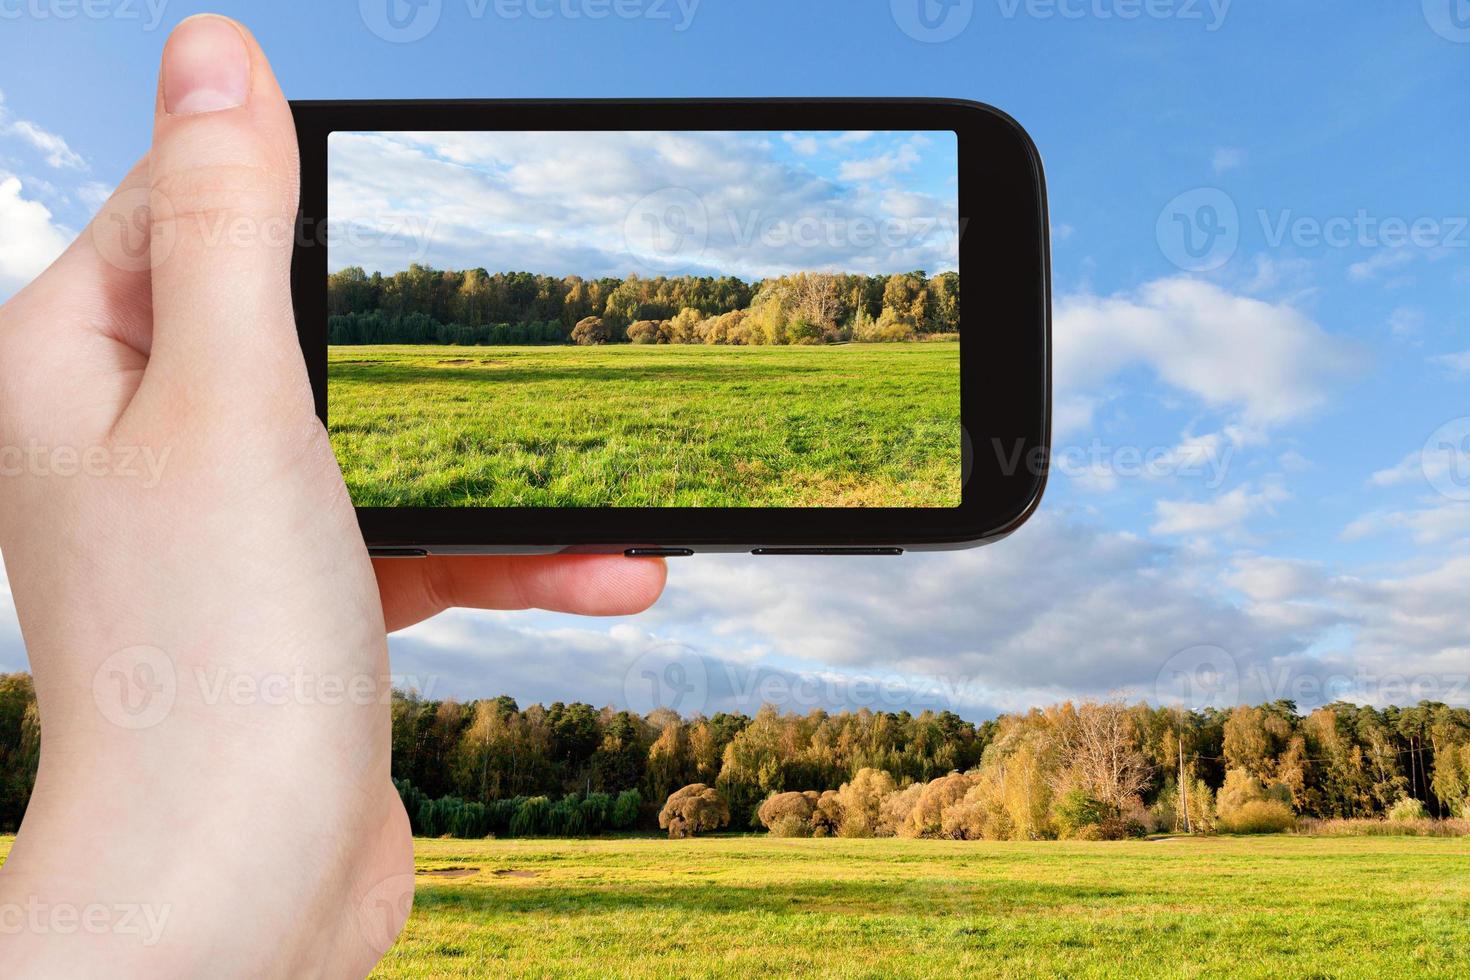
xmin=0 ymin=14 xmax=664 ymax=977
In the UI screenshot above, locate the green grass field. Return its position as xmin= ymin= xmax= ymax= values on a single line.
xmin=327 ymin=343 xmax=962 ymax=508
xmin=5 ymin=834 xmax=1469 ymax=976
xmin=380 ymin=835 xmax=1470 ymax=978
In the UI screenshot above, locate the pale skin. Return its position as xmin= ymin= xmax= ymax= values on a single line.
xmin=0 ymin=15 xmax=665 ymax=977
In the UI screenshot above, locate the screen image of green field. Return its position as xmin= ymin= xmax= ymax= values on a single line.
xmin=327 ymin=335 xmax=961 ymax=509
xmin=326 ymin=130 xmax=963 ymax=506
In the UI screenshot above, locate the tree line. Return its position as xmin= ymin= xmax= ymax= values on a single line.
xmin=327 ymin=265 xmax=961 ymax=347
xmin=4 ymin=672 xmax=1468 ymax=838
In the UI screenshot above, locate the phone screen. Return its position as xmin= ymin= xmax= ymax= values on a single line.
xmin=326 ymin=130 xmax=961 ymax=509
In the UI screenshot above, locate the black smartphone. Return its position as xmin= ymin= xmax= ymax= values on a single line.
xmin=289 ymin=99 xmax=1050 ymax=556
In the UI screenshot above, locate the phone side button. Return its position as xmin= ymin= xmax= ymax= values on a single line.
xmin=369 ymin=548 xmax=431 ymax=558
xmin=625 ymin=548 xmax=696 ymax=558
xmin=751 ymin=548 xmax=905 ymax=556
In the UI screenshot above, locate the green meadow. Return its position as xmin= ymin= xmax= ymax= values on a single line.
xmin=371 ymin=835 xmax=1470 ymax=979
xmin=326 ymin=343 xmax=962 ymax=508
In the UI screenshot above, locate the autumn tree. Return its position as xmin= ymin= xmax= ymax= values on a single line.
xmin=659 ymin=784 xmax=731 ymax=839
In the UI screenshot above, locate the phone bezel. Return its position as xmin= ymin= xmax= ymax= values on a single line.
xmin=290 ymin=98 xmax=1050 ymax=553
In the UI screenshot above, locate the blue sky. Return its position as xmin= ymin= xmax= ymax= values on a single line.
xmin=327 ymin=129 xmax=960 ymax=279
xmin=2 ymin=1 xmax=1468 ymax=719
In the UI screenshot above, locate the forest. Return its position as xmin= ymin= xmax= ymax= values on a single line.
xmin=326 ymin=265 xmax=961 ymax=346
xmin=5 ymin=671 xmax=1469 ymax=839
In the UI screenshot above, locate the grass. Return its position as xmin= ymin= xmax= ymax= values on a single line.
xmin=378 ymin=835 xmax=1470 ymax=978
xmin=327 ymin=343 xmax=962 ymax=507
xmin=5 ymin=834 xmax=1469 ymax=976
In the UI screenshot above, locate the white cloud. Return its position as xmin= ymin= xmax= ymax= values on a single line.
xmin=1152 ymin=483 xmax=1289 ymax=535
xmin=1211 ymin=147 xmax=1245 ymax=174
xmin=0 ymin=91 xmax=87 ymax=171
xmin=1388 ymin=307 xmax=1423 ymax=338
xmin=1432 ymin=350 xmax=1470 ymax=377
xmin=837 ymin=143 xmax=920 ymax=182
xmin=1348 ymin=249 xmax=1414 ymax=281
xmin=781 ymin=133 xmax=819 ymax=156
xmin=1343 ymin=500 xmax=1470 ymax=545
xmin=1055 ymin=277 xmax=1358 ymax=429
xmin=0 ymin=174 xmax=71 ymax=296
xmin=1370 ymin=435 xmax=1469 ymax=491
xmin=77 ymin=180 xmax=112 ymax=212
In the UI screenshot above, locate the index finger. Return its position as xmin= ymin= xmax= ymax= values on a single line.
xmin=374 ymin=554 xmax=668 ymax=633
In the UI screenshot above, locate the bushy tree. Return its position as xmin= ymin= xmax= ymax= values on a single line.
xmin=659 ymin=784 xmax=730 ymax=839
xmin=571 ymin=316 xmax=610 ymax=345
xmin=758 ymin=791 xmax=817 ymax=837
xmin=835 ymin=767 xmax=897 ymax=838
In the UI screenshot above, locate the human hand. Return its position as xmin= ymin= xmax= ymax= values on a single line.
xmin=0 ymin=14 xmax=664 ymax=977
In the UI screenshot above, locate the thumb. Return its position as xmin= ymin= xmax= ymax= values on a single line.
xmin=140 ymin=15 xmax=306 ymax=422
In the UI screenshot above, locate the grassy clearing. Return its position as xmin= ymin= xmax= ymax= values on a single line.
xmin=371 ymin=835 xmax=1470 ymax=978
xmin=327 ymin=343 xmax=961 ymax=507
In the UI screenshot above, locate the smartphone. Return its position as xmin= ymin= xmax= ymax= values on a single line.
xmin=289 ymin=99 xmax=1050 ymax=556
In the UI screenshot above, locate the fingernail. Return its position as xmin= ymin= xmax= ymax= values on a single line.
xmin=163 ymin=16 xmax=249 ymax=116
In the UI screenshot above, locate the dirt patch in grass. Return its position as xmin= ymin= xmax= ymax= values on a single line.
xmin=420 ymin=867 xmax=479 ymax=879
xmin=491 ymin=869 xmax=539 ymax=879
